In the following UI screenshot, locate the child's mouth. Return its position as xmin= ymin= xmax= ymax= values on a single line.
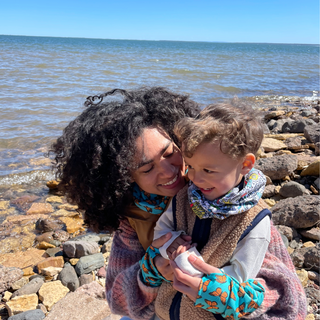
xmin=199 ymin=187 xmax=214 ymax=193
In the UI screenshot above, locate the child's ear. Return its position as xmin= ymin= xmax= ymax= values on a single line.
xmin=241 ymin=153 xmax=255 ymax=175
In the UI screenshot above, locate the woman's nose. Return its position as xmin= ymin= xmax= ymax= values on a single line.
xmin=159 ymin=159 xmax=175 ymax=177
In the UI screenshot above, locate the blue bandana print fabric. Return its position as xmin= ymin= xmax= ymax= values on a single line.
xmin=133 ymin=183 xmax=169 ymax=214
xmin=188 ymin=169 xmax=266 ymax=220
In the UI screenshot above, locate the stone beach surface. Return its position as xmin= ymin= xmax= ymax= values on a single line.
xmin=0 ymin=97 xmax=319 ymax=319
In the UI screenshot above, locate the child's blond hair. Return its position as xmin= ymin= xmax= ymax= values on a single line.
xmin=174 ymin=100 xmax=264 ymax=160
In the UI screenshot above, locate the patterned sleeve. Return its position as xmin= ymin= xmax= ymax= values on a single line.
xmin=105 ymin=219 xmax=159 ymax=320
xmin=243 ymin=223 xmax=307 ymax=320
xmin=195 ymin=272 xmax=265 ymax=320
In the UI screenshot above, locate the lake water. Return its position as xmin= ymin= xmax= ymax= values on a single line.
xmin=0 ymin=35 xmax=319 ymax=185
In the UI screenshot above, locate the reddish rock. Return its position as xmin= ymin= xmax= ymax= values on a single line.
xmin=44 ymin=291 xmax=111 ymax=320
xmin=97 ymin=266 xmax=106 ymax=278
xmin=27 ymin=203 xmax=53 ymax=215
xmin=0 ymin=265 xmax=23 ymax=294
xmin=11 ymin=195 xmax=40 ymax=210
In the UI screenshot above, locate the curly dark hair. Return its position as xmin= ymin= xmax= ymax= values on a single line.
xmin=51 ymin=87 xmax=200 ymax=232
xmin=174 ymin=100 xmax=264 ymax=160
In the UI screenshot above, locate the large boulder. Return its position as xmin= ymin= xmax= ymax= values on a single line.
xmin=255 ymin=155 xmax=298 ymax=180
xmin=282 ymin=119 xmax=316 ymax=133
xmin=271 ymin=195 xmax=320 ymax=228
xmin=44 ymin=291 xmax=111 ymax=320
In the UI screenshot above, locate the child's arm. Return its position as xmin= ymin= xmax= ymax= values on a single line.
xmin=221 ymin=216 xmax=270 ymax=282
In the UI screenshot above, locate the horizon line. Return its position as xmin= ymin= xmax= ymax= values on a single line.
xmin=0 ymin=34 xmax=318 ymax=46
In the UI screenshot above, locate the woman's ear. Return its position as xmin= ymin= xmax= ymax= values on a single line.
xmin=241 ymin=153 xmax=255 ymax=175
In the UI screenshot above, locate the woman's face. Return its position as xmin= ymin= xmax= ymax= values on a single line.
xmin=132 ymin=127 xmax=186 ymax=197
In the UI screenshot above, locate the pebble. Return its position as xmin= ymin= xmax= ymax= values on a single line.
xmin=0 ymin=265 xmax=24 ymax=294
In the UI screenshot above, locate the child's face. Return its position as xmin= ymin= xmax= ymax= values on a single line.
xmin=183 ymin=141 xmax=252 ymax=201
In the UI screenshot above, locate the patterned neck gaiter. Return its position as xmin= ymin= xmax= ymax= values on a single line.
xmin=132 ymin=183 xmax=169 ymax=214
xmin=188 ymin=168 xmax=266 ymax=220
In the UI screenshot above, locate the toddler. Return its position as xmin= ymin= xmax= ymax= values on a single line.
xmin=142 ymin=101 xmax=271 ymax=319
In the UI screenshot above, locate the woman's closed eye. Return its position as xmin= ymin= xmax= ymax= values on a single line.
xmin=142 ymin=165 xmax=154 ymax=174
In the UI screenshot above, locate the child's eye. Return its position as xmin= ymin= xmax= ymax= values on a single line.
xmin=204 ymin=169 xmax=214 ymax=173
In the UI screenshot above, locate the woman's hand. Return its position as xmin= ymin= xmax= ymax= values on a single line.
xmin=170 ymin=254 xmax=220 ymax=301
xmin=152 ymin=233 xmax=174 ymax=281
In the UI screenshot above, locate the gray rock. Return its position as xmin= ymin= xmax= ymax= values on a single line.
xmin=63 ymin=240 xmax=100 ymax=258
xmin=301 ymin=109 xmax=317 ymax=117
xmin=290 ymin=250 xmax=305 ymax=268
xmin=73 ymin=234 xmax=101 ymax=243
xmin=255 ymin=155 xmax=298 ymax=180
xmin=283 ymin=119 xmax=316 ymax=133
xmin=284 ymin=136 xmax=303 ymax=150
xmin=271 ymin=195 xmax=320 ymax=228
xmin=0 ymin=265 xmax=23 ymax=294
xmin=304 ymin=124 xmax=320 ymax=143
xmin=79 ymin=273 xmax=94 ymax=286
xmin=275 ymin=225 xmax=298 ymax=241
xmin=262 ymin=184 xmax=276 ymax=198
xmin=299 ymin=228 xmax=320 ymax=241
xmin=97 ymin=233 xmax=112 ymax=244
xmin=304 ymin=287 xmax=320 ymax=305
xmin=279 ymin=181 xmax=310 ymax=198
xmin=29 ymin=274 xmax=45 ymax=282
xmin=268 ymin=119 xmax=291 ymax=132
xmin=289 ymin=239 xmax=302 ymax=250
xmin=35 ymin=219 xmax=63 ymax=232
xmin=45 ymin=247 xmax=63 ymax=257
xmin=294 ymin=244 xmax=320 ymax=272
xmin=8 ymin=309 xmax=45 ymax=320
xmin=49 ymin=240 xmax=61 ymax=247
xmin=75 ymin=253 xmax=105 ymax=276
xmin=101 ymin=239 xmax=113 ymax=254
xmin=314 ymin=177 xmax=320 ymax=190
xmin=11 ymin=277 xmax=44 ymax=298
xmin=57 ymin=262 xmax=79 ymax=292
xmin=280 ymin=234 xmax=289 ymax=248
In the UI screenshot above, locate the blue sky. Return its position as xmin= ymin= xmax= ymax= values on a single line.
xmin=1 ymin=0 xmax=319 ymax=44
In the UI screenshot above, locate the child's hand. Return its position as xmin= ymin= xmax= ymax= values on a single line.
xmin=171 ymin=243 xmax=190 ymax=260
xmin=166 ymin=235 xmax=193 ymax=260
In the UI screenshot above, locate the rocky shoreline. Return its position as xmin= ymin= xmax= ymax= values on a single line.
xmin=0 ymin=97 xmax=319 ymax=320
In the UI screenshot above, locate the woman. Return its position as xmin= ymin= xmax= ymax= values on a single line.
xmin=52 ymin=87 xmax=199 ymax=319
xmin=52 ymin=87 xmax=306 ymax=320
